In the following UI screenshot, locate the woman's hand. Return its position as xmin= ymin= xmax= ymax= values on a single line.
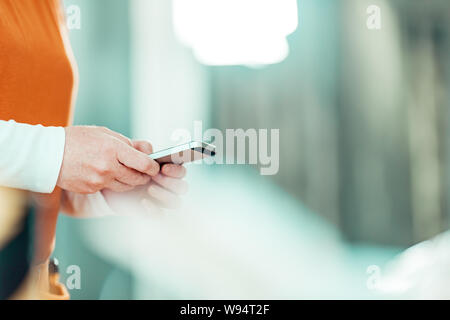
xmin=132 ymin=141 xmax=188 ymax=211
xmin=99 ymin=141 xmax=189 ymax=216
xmin=57 ymin=126 xmax=160 ymax=194
xmin=144 ymin=164 xmax=188 ymax=210
xmin=99 ymin=163 xmax=188 ymax=216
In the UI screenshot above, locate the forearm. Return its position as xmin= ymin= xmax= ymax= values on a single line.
xmin=61 ymin=187 xmax=149 ymax=218
xmin=0 ymin=120 xmax=65 ymax=193
xmin=61 ymin=190 xmax=116 ymax=218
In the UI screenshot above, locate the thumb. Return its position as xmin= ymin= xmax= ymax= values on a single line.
xmin=117 ymin=143 xmax=160 ymax=176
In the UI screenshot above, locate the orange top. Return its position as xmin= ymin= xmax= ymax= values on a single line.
xmin=0 ymin=0 xmax=77 ymax=125
xmin=0 ymin=0 xmax=78 ymax=266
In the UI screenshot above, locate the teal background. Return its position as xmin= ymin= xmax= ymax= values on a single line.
xmin=54 ymin=0 xmax=133 ymax=299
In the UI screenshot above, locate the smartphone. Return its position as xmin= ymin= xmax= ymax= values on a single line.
xmin=149 ymin=141 xmax=216 ymax=164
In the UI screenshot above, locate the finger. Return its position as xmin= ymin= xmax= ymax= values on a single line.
xmin=152 ymin=174 xmax=188 ymax=195
xmin=116 ymin=164 xmax=152 ymax=186
xmin=101 ymin=127 xmax=133 ymax=146
xmin=147 ymin=184 xmax=181 ymax=209
xmin=161 ymin=164 xmax=187 ymax=179
xmin=133 ymin=140 xmax=153 ymax=155
xmin=106 ymin=180 xmax=135 ymax=192
xmin=117 ymin=144 xmax=160 ymax=176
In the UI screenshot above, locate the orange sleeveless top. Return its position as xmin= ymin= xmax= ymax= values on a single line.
xmin=0 ymin=0 xmax=77 ymax=125
xmin=0 ymin=0 xmax=78 ymax=263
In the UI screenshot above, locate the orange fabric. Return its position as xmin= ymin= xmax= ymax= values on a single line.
xmin=0 ymin=0 xmax=77 ymax=125
xmin=0 ymin=0 xmax=77 ymax=267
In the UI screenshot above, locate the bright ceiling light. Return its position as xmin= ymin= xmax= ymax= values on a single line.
xmin=173 ymin=0 xmax=299 ymax=66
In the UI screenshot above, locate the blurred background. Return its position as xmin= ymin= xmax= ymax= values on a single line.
xmin=51 ymin=0 xmax=450 ymax=299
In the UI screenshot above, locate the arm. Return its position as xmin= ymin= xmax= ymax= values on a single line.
xmin=0 ymin=121 xmax=160 ymax=194
xmin=0 ymin=120 xmax=65 ymax=193
xmin=0 ymin=120 xmax=186 ymax=217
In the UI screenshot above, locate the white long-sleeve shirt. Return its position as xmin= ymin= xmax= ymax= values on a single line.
xmin=0 ymin=120 xmax=66 ymax=193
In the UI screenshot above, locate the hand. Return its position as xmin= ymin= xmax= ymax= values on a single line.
xmin=144 ymin=164 xmax=188 ymax=210
xmin=130 ymin=142 xmax=188 ymax=210
xmin=57 ymin=126 xmax=160 ymax=194
xmin=130 ymin=141 xmax=188 ymax=211
xmin=101 ymin=164 xmax=188 ymax=216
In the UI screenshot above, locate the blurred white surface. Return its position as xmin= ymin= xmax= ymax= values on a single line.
xmin=81 ymin=165 xmax=400 ymax=299
xmin=379 ymin=231 xmax=450 ymax=299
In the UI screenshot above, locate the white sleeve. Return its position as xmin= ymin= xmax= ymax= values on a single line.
xmin=0 ymin=120 xmax=66 ymax=193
